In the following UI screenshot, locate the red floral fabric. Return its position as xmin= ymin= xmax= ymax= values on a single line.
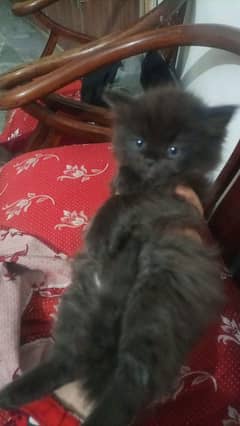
xmin=0 ymin=144 xmax=240 ymax=426
xmin=0 ymin=143 xmax=116 ymax=256
xmin=0 ymin=397 xmax=81 ymax=426
xmin=0 ymin=81 xmax=82 ymax=152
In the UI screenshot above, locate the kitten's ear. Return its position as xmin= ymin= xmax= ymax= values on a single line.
xmin=103 ymin=90 xmax=134 ymax=114
xmin=206 ymin=105 xmax=236 ymax=131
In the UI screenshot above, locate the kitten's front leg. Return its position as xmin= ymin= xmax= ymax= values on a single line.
xmin=86 ymin=195 xmax=138 ymax=259
xmin=0 ymin=357 xmax=73 ymax=409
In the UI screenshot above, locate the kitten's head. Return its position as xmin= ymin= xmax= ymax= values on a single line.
xmin=105 ymin=87 xmax=235 ymax=193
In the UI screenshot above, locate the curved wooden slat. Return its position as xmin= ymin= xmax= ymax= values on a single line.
xmin=0 ymin=48 xmax=84 ymax=90
xmin=36 ymin=11 xmax=94 ymax=44
xmin=40 ymin=30 xmax=59 ymax=56
xmin=45 ymin=94 xmax=112 ymax=126
xmin=0 ymin=0 xmax=187 ymax=89
xmin=23 ymin=102 xmax=112 ymax=141
xmin=12 ymin=0 xmax=58 ymax=16
xmin=0 ymin=24 xmax=240 ymax=109
xmin=206 ymin=141 xmax=240 ymax=219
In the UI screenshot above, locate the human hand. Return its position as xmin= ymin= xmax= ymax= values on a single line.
xmin=175 ymin=185 xmax=204 ymax=242
xmin=175 ymin=185 xmax=203 ymax=216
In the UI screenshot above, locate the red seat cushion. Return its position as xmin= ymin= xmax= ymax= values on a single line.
xmin=0 ymin=143 xmax=115 ymax=256
xmin=1 ymin=277 xmax=240 ymax=426
xmin=0 ymin=81 xmax=82 ymax=152
xmin=1 ymin=145 xmax=240 ymax=426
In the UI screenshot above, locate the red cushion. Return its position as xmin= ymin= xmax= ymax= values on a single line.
xmin=1 ymin=145 xmax=240 ymax=426
xmin=0 ymin=396 xmax=82 ymax=426
xmin=1 ymin=278 xmax=240 ymax=426
xmin=0 ymin=81 xmax=82 ymax=152
xmin=0 ymin=143 xmax=115 ymax=256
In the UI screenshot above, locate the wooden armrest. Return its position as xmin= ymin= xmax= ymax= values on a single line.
xmin=12 ymin=0 xmax=58 ymax=16
xmin=0 ymin=24 xmax=240 ymax=110
xmin=35 ymin=11 xmax=94 ymax=43
xmin=0 ymin=48 xmax=82 ymax=90
xmin=24 ymin=102 xmax=112 ymax=141
xmin=0 ymin=0 xmax=187 ymax=89
xmin=206 ymin=141 xmax=240 ymax=219
xmin=45 ymin=94 xmax=112 ymax=126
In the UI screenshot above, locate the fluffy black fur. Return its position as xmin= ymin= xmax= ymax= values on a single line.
xmin=0 ymin=87 xmax=235 ymax=426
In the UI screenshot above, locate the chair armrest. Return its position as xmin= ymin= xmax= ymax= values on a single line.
xmin=0 ymin=0 xmax=187 ymax=89
xmin=45 ymin=94 xmax=112 ymax=127
xmin=35 ymin=11 xmax=94 ymax=44
xmin=12 ymin=0 xmax=58 ymax=16
xmin=206 ymin=142 xmax=240 ymax=219
xmin=0 ymin=24 xmax=240 ymax=110
xmin=24 ymin=102 xmax=112 ymax=141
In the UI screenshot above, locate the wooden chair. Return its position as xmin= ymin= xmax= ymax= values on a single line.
xmin=11 ymin=0 xmax=187 ymax=55
xmin=11 ymin=0 xmax=94 ymax=56
xmin=4 ymin=0 xmax=188 ymax=147
xmin=0 ymin=22 xmax=239 ymax=271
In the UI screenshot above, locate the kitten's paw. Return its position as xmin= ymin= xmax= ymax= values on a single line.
xmin=0 ymin=388 xmax=19 ymax=410
xmin=83 ymin=410 xmax=113 ymax=426
xmin=83 ymin=400 xmax=128 ymax=426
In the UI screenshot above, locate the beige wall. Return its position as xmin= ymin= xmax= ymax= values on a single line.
xmin=178 ymin=0 xmax=240 ymax=179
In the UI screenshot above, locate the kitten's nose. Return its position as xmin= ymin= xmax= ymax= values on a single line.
xmin=145 ymin=150 xmax=156 ymax=161
xmin=145 ymin=158 xmax=155 ymax=167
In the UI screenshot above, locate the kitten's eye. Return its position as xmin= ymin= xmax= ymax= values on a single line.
xmin=136 ymin=139 xmax=145 ymax=148
xmin=167 ymin=145 xmax=179 ymax=158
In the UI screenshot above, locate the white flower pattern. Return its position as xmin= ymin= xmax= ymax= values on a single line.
xmin=172 ymin=365 xmax=217 ymax=400
xmin=2 ymin=193 xmax=56 ymax=220
xmin=218 ymin=316 xmax=240 ymax=346
xmin=55 ymin=210 xmax=88 ymax=230
xmin=14 ymin=153 xmax=60 ymax=174
xmin=0 ymin=183 xmax=8 ymax=197
xmin=7 ymin=128 xmax=21 ymax=141
xmin=223 ymin=406 xmax=240 ymax=425
xmin=57 ymin=163 xmax=108 ymax=182
xmin=28 ymin=417 xmax=40 ymax=426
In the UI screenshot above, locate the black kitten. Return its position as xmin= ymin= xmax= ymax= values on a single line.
xmin=0 ymin=87 xmax=235 ymax=426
